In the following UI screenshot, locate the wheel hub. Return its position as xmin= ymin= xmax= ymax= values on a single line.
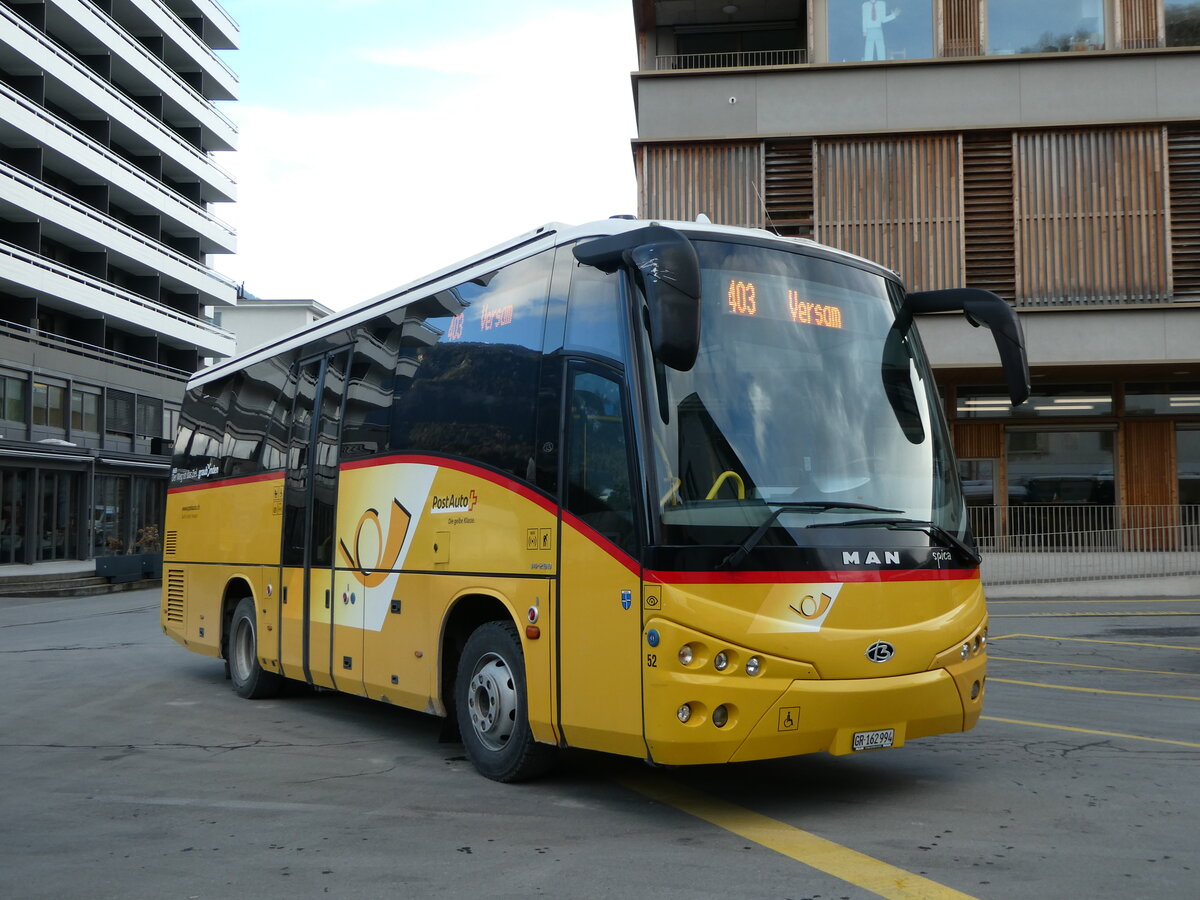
xmin=466 ymin=652 xmax=517 ymax=751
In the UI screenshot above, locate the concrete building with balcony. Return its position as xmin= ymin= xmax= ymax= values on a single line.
xmin=632 ymin=1 xmax=1200 ymax=556
xmin=0 ymin=0 xmax=237 ymax=565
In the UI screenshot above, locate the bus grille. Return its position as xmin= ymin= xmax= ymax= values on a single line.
xmin=164 ymin=569 xmax=185 ymax=624
xmin=164 ymin=530 xmax=178 ymax=557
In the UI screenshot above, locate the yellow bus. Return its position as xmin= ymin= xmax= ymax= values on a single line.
xmin=161 ymin=219 xmax=1028 ymax=781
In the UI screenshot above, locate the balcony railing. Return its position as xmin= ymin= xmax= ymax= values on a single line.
xmin=968 ymin=504 xmax=1200 ymax=584
xmin=655 ymin=49 xmax=807 ymax=70
xmin=0 ymin=4 xmax=235 ymax=187
xmin=0 ymin=318 xmax=192 ymax=380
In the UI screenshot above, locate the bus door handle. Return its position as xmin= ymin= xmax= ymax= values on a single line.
xmin=325 ymin=589 xmax=330 ymax=609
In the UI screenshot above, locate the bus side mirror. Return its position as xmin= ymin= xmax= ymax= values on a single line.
xmin=574 ymin=225 xmax=701 ymax=371
xmin=902 ymin=289 xmax=1030 ymax=406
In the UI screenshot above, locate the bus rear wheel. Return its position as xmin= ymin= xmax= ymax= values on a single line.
xmin=455 ymin=620 xmax=554 ymax=782
xmin=228 ymin=596 xmax=283 ymax=699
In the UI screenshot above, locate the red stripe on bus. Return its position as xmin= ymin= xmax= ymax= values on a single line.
xmin=167 ymin=471 xmax=283 ymax=494
xmin=644 ymin=568 xmax=978 ymax=585
xmin=339 ymin=453 xmax=559 ymax=515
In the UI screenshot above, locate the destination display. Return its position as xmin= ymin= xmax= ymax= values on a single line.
xmin=723 ymin=276 xmax=844 ymax=329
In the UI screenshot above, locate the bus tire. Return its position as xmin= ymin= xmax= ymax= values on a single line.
xmin=228 ymin=596 xmax=283 ymax=700
xmin=455 ymin=620 xmax=554 ymax=782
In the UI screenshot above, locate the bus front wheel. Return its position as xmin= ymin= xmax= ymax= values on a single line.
xmin=455 ymin=620 xmax=554 ymax=782
xmin=228 ymin=597 xmax=283 ymax=700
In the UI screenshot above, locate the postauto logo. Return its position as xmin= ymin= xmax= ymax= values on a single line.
xmin=430 ymin=490 xmax=477 ymax=514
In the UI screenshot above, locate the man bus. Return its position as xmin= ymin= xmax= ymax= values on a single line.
xmin=162 ymin=218 xmax=1028 ymax=782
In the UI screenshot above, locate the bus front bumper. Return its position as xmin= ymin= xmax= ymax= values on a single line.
xmin=644 ymin=654 xmax=986 ymax=766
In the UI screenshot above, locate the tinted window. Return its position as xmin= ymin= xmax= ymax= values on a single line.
xmin=341 ymin=312 xmax=405 ymax=459
xmin=564 ymin=261 xmax=626 ymax=362
xmin=390 ymin=251 xmax=552 ymax=481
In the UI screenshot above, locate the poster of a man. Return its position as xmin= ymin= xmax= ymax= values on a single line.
xmin=862 ymin=1 xmax=901 ymax=60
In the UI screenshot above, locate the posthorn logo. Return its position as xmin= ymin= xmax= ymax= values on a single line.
xmin=865 ymin=640 xmax=895 ymax=663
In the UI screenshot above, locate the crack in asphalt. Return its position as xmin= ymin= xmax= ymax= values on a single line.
xmin=0 ymin=642 xmax=150 ymax=653
xmin=0 ymin=604 xmax=158 ymax=628
xmin=0 ymin=737 xmax=388 ymax=755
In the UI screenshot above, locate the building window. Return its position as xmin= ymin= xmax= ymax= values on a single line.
xmin=829 ymin=0 xmax=933 ymax=62
xmin=1125 ymin=383 xmax=1200 ymax=416
xmin=163 ymin=406 xmax=180 ymax=444
xmin=32 ymin=382 xmax=66 ymax=428
xmin=1006 ymin=429 xmax=1115 ymax=505
xmin=674 ymin=23 xmax=806 ymax=67
xmin=105 ymin=389 xmax=135 ymax=438
xmin=71 ymin=389 xmax=100 ymax=432
xmin=958 ymin=385 xmax=1112 ymax=419
xmin=1166 ymin=2 xmax=1200 ymax=46
xmin=1180 ymin=427 xmax=1200 ymax=505
xmin=1 ymin=375 xmax=25 ymax=424
xmin=136 ymin=396 xmax=163 ymax=438
xmin=989 ymin=0 xmax=1104 ymax=54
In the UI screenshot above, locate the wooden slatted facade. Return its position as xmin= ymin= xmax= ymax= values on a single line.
xmin=815 ymin=134 xmax=962 ymax=291
xmin=763 ymin=140 xmax=814 ymax=238
xmin=1015 ymin=128 xmax=1169 ymax=305
xmin=636 ymin=142 xmax=763 ymax=228
xmin=962 ymin=132 xmax=1016 ymax=300
xmin=939 ymin=0 xmax=984 ymax=57
xmin=1168 ymin=125 xmax=1200 ymax=298
xmin=1118 ymin=0 xmax=1163 ymax=48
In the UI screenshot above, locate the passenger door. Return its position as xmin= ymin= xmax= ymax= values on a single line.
xmin=279 ymin=348 xmax=350 ymax=688
xmin=556 ymin=364 xmax=646 ymax=757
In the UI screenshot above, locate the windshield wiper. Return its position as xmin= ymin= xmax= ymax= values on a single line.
xmin=808 ymin=517 xmax=982 ymax=566
xmin=717 ymin=501 xmax=903 ymax=570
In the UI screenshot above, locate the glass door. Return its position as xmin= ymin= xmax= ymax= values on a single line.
xmin=279 ymin=348 xmax=351 ymax=687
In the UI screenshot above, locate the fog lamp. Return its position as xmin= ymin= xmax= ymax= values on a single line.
xmin=712 ymin=704 xmax=729 ymax=728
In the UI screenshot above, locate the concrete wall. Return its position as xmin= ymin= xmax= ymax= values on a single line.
xmin=634 ymin=50 xmax=1200 ymax=141
xmin=917 ymin=305 xmax=1200 ymax=369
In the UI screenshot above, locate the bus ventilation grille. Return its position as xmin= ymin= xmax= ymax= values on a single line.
xmin=164 ymin=530 xmax=178 ymax=557
xmin=165 ymin=569 xmax=185 ymax=624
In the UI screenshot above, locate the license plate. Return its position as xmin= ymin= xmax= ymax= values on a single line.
xmin=852 ymin=728 xmax=895 ymax=751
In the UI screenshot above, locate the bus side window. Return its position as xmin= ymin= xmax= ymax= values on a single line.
xmin=564 ymin=262 xmax=626 ymax=363
xmin=565 ymin=370 xmax=638 ymax=556
xmin=389 ymin=251 xmax=553 ymax=483
xmin=342 ymin=313 xmax=404 ymax=459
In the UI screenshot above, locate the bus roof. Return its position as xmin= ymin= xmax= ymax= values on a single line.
xmin=192 ymin=217 xmax=898 ymax=388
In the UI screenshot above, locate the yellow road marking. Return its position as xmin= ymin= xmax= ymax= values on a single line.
xmin=618 ymin=773 xmax=980 ymax=900
xmin=982 ymin=716 xmax=1200 ymax=748
xmin=991 ymin=633 xmax=1200 ymax=651
xmin=989 ymin=655 xmax=1200 ymax=678
xmin=990 ymin=612 xmax=1197 ymax=618
xmin=989 ymin=677 xmax=1200 ymax=701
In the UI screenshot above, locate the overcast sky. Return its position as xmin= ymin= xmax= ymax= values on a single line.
xmin=213 ymin=0 xmax=638 ymax=310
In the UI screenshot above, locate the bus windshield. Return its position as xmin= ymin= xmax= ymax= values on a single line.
xmin=643 ymin=238 xmax=967 ymax=552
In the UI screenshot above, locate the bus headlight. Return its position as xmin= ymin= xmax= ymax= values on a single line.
xmin=713 ymin=651 xmax=729 ymax=671
xmin=745 ymin=657 xmax=761 ymax=676
xmin=677 ymin=704 xmax=692 ymax=723
xmin=961 ymin=643 xmax=971 ymax=660
xmin=678 ymin=644 xmax=694 ymax=665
